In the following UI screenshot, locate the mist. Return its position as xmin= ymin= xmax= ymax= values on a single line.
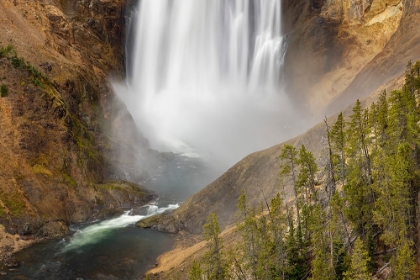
xmin=113 ymin=0 xmax=309 ymax=168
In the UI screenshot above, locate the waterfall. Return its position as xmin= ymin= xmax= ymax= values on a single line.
xmin=115 ymin=0 xmax=302 ymax=166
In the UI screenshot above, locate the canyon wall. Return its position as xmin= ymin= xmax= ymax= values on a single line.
xmin=283 ymin=0 xmax=419 ymax=115
xmin=0 ymin=0 xmax=152 ymax=244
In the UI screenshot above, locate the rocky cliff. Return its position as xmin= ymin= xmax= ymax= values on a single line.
xmin=283 ymin=0 xmax=419 ymax=116
xmin=0 ymin=0 xmax=154 ymax=260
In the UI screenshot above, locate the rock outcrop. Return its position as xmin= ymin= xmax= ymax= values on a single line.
xmin=282 ymin=0 xmax=418 ymax=116
xmin=0 ymin=0 xmax=153 ymax=247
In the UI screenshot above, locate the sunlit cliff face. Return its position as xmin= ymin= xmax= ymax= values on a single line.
xmin=114 ymin=0 xmax=307 ymax=167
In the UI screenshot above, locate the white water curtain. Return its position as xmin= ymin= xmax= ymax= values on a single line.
xmin=117 ymin=0 xmax=297 ymax=165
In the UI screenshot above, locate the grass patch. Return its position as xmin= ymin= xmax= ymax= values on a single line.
xmin=96 ymin=181 xmax=149 ymax=196
xmin=63 ymin=173 xmax=77 ymax=188
xmin=0 ymin=44 xmax=49 ymax=87
xmin=0 ymin=191 xmax=25 ymax=216
xmin=96 ymin=183 xmax=125 ymax=191
xmin=1 ymin=84 xmax=8 ymax=97
xmin=0 ymin=45 xmax=14 ymax=57
xmin=0 ymin=207 xmax=6 ymax=217
xmin=32 ymin=164 xmax=53 ymax=177
xmin=11 ymin=55 xmax=25 ymax=69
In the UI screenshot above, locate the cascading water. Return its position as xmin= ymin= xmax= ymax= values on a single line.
xmin=115 ymin=0 xmax=303 ymax=166
xmin=62 ymin=204 xmax=179 ymax=252
xmin=9 ymin=204 xmax=179 ymax=279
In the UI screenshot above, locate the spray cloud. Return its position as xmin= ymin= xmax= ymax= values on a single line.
xmin=114 ymin=0 xmax=306 ymax=167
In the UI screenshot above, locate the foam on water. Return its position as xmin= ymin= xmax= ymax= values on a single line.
xmin=62 ymin=204 xmax=179 ymax=252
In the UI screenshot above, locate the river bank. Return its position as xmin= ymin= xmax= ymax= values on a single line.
xmin=0 ymin=154 xmax=222 ymax=279
xmin=0 ymin=226 xmax=37 ymax=274
xmin=0 ymin=204 xmax=177 ymax=280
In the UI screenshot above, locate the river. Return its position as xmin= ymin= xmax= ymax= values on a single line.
xmin=2 ymin=155 xmax=222 ymax=280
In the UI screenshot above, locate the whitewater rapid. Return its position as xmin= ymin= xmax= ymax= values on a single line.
xmin=62 ymin=204 xmax=179 ymax=252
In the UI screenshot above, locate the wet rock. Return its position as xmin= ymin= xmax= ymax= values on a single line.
xmin=4 ymin=256 xmax=20 ymax=268
xmin=131 ymin=207 xmax=148 ymax=216
xmin=39 ymin=221 xmax=68 ymax=237
xmin=147 ymin=149 xmax=160 ymax=157
xmin=8 ymin=274 xmax=27 ymax=280
xmin=158 ymin=152 xmax=175 ymax=162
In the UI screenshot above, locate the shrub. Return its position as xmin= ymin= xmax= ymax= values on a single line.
xmin=0 ymin=45 xmax=14 ymax=57
xmin=1 ymin=84 xmax=8 ymax=97
xmin=11 ymin=55 xmax=25 ymax=69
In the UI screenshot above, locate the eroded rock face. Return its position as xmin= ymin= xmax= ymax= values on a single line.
xmin=282 ymin=0 xmax=412 ymax=116
xmin=0 ymin=0 xmax=153 ymax=246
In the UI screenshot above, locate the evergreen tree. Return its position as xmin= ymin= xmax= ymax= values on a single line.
xmin=285 ymin=218 xmax=309 ymax=280
xmin=391 ymin=239 xmax=415 ymax=280
xmin=189 ymin=260 xmax=203 ymax=280
xmin=329 ymin=112 xmax=346 ymax=187
xmin=373 ymin=143 xmax=415 ymax=279
xmin=297 ymin=144 xmax=318 ymax=203
xmin=202 ymin=213 xmax=229 ymax=280
xmin=344 ymin=100 xmax=374 ymax=238
xmin=236 ymin=190 xmax=268 ymax=279
xmin=376 ymin=91 xmax=389 ymax=145
xmin=344 ymin=238 xmax=370 ymax=280
xmin=309 ymin=204 xmax=334 ymax=280
xmin=279 ymin=144 xmax=302 ymax=238
xmin=324 ymin=117 xmax=337 ymax=199
xmin=194 ymin=60 xmax=420 ymax=280
xmin=269 ymin=193 xmax=287 ymax=279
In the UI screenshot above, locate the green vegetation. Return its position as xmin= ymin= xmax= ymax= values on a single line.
xmin=63 ymin=173 xmax=77 ymax=188
xmin=343 ymin=238 xmax=370 ymax=280
xmin=0 ymin=84 xmax=8 ymax=97
xmin=95 ymin=181 xmax=148 ymax=197
xmin=0 ymin=45 xmax=14 ymax=57
xmin=0 ymin=44 xmax=49 ymax=88
xmin=189 ymin=213 xmax=230 ymax=280
xmin=0 ymin=206 xmax=6 ymax=217
xmin=190 ymin=61 xmax=420 ymax=279
xmin=0 ymin=190 xmax=25 ymax=216
xmin=32 ymin=164 xmax=53 ymax=177
xmin=1 ymin=44 xmax=105 ymax=184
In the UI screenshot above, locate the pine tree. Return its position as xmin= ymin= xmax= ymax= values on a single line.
xmin=385 ymin=74 xmax=420 ymax=248
xmin=236 ymin=190 xmax=266 ymax=279
xmin=377 ymin=91 xmax=389 ymax=145
xmin=285 ymin=218 xmax=309 ymax=280
xmin=391 ymin=239 xmax=415 ymax=280
xmin=297 ymin=144 xmax=318 ymax=203
xmin=309 ymin=204 xmax=334 ymax=280
xmin=324 ymin=117 xmax=337 ymax=199
xmin=189 ymin=260 xmax=203 ymax=280
xmin=269 ymin=193 xmax=287 ymax=279
xmin=202 ymin=213 xmax=229 ymax=280
xmin=279 ymin=144 xmax=302 ymax=237
xmin=373 ymin=143 xmax=415 ymax=279
xmin=330 ymin=112 xmax=346 ymax=187
xmin=344 ymin=100 xmax=374 ymax=238
xmin=344 ymin=237 xmax=370 ymax=280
